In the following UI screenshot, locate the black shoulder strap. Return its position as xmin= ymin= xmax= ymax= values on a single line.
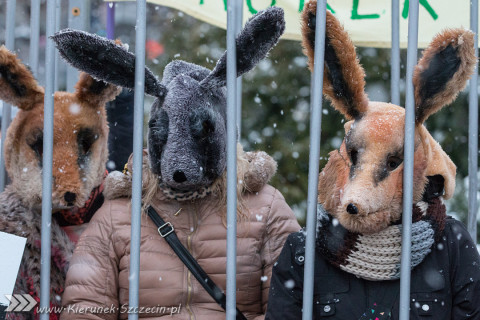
xmin=147 ymin=206 xmax=247 ymax=320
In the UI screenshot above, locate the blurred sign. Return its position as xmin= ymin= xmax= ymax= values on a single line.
xmin=0 ymin=232 xmax=26 ymax=320
xmin=113 ymin=0 xmax=475 ymax=48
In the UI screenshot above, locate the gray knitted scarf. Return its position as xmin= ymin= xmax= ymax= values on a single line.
xmin=316 ymin=196 xmax=446 ymax=281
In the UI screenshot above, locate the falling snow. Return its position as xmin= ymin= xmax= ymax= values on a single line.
xmin=284 ymin=279 xmax=295 ymax=289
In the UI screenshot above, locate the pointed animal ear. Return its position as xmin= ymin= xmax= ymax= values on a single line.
xmin=74 ymin=72 xmax=121 ymax=107
xmin=301 ymin=2 xmax=368 ymax=120
xmin=0 ymin=46 xmax=44 ymax=110
xmin=200 ymin=6 xmax=285 ymax=88
xmin=413 ymin=29 xmax=476 ymax=123
xmin=52 ymin=29 xmax=166 ymax=98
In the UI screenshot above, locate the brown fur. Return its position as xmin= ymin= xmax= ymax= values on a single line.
xmin=0 ymin=47 xmax=120 ymax=315
xmin=305 ymin=1 xmax=475 ymax=234
xmin=301 ymin=4 xmax=368 ymax=120
xmin=1 ymin=48 xmax=120 ymax=209
xmin=0 ymin=46 xmax=44 ymax=110
xmin=414 ymin=29 xmax=476 ymax=123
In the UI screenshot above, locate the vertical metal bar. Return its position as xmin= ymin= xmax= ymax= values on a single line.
xmin=54 ymin=0 xmax=61 ymax=91
xmin=30 ymin=0 xmax=41 ymax=78
xmin=128 ymin=0 xmax=146 ymax=319
xmin=391 ymin=0 xmax=400 ymax=105
xmin=39 ymin=0 xmax=56 ymax=319
xmin=4 ymin=0 xmax=16 ymax=63
xmin=67 ymin=0 xmax=91 ymax=92
xmin=235 ymin=0 xmax=243 ymax=137
xmin=302 ymin=1 xmax=327 ymax=319
xmin=106 ymin=2 xmax=116 ymax=40
xmin=226 ymin=0 xmax=238 ymax=318
xmin=468 ymin=0 xmax=479 ymax=241
xmin=0 ymin=0 xmax=16 ymax=192
xmin=399 ymin=0 xmax=419 ymax=318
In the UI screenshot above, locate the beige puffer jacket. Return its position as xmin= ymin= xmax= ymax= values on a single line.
xmin=61 ymin=150 xmax=300 ymax=320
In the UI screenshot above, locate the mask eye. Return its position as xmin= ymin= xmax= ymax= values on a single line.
xmin=200 ymin=119 xmax=215 ymax=137
xmin=190 ymin=109 xmax=216 ymax=141
xmin=387 ymin=156 xmax=403 ymax=171
xmin=77 ymin=128 xmax=97 ymax=155
xmin=28 ymin=132 xmax=43 ymax=160
xmin=349 ymin=149 xmax=358 ymax=166
xmin=149 ymin=108 xmax=169 ymax=146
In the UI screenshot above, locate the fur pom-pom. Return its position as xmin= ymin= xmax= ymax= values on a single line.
xmin=103 ymin=171 xmax=132 ymax=200
xmin=243 ymin=151 xmax=277 ymax=192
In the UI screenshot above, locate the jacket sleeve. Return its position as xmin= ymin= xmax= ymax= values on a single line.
xmin=256 ymin=190 xmax=301 ymax=319
xmin=447 ymin=220 xmax=480 ymax=319
xmin=61 ymin=201 xmax=120 ymax=320
xmin=265 ymin=233 xmax=303 ymax=320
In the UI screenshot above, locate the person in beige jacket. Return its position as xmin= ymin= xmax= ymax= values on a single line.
xmin=61 ymin=148 xmax=299 ymax=320
xmin=54 ymin=7 xmax=300 ymax=320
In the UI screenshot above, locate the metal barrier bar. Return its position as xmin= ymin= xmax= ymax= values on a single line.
xmin=30 ymin=0 xmax=41 ymax=77
xmin=391 ymin=0 xmax=400 ymax=105
xmin=128 ymin=0 xmax=146 ymax=319
xmin=235 ymin=1 xmax=243 ymax=137
xmin=107 ymin=2 xmax=115 ymax=40
xmin=39 ymin=0 xmax=57 ymax=318
xmin=67 ymin=0 xmax=91 ymax=92
xmin=399 ymin=0 xmax=419 ymax=318
xmin=226 ymin=0 xmax=239 ymax=318
xmin=302 ymin=1 xmax=327 ymax=319
xmin=468 ymin=0 xmax=479 ymax=240
xmin=0 ymin=0 xmax=16 ymax=192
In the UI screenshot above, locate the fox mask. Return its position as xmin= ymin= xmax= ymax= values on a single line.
xmin=302 ymin=2 xmax=476 ymax=234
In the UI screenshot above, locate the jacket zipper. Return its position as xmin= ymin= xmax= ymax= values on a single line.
xmin=185 ymin=202 xmax=198 ymax=320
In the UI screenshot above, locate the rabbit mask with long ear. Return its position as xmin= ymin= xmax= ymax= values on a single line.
xmin=302 ymin=2 xmax=475 ymax=234
xmin=53 ymin=7 xmax=285 ymax=192
xmin=0 ymin=46 xmax=120 ymax=209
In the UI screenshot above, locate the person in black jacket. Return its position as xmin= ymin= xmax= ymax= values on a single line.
xmin=106 ymin=88 xmax=134 ymax=172
xmin=266 ymin=2 xmax=480 ymax=319
xmin=266 ymin=211 xmax=480 ymax=319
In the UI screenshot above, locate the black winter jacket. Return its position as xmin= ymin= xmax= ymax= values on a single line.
xmin=265 ymin=218 xmax=480 ymax=320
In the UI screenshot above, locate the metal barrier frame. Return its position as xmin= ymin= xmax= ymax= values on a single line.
xmin=0 ymin=1 xmax=478 ymax=320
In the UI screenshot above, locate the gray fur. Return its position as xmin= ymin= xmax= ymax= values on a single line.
xmin=200 ymin=6 xmax=286 ymax=89
xmin=54 ymin=7 xmax=285 ymax=191
xmin=52 ymin=29 xmax=165 ymax=98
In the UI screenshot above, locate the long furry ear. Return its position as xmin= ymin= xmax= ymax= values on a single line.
xmin=301 ymin=2 xmax=368 ymax=120
xmin=413 ymin=29 xmax=476 ymax=123
xmin=74 ymin=72 xmax=121 ymax=107
xmin=52 ymin=29 xmax=166 ymax=98
xmin=0 ymin=46 xmax=44 ymax=110
xmin=200 ymin=6 xmax=285 ymax=88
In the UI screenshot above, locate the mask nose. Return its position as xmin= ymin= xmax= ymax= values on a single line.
xmin=64 ymin=192 xmax=77 ymax=205
xmin=173 ymin=170 xmax=187 ymax=183
xmin=346 ymin=203 xmax=358 ymax=215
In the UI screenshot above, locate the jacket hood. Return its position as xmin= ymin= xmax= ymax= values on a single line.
xmin=103 ymin=144 xmax=277 ymax=200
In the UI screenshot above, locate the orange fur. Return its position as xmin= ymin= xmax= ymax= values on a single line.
xmin=0 ymin=46 xmax=44 ymax=110
xmin=303 ymin=1 xmax=473 ymax=234
xmin=414 ymin=29 xmax=476 ymax=123
xmin=1 ymin=47 xmax=121 ymax=210
xmin=301 ymin=4 xmax=368 ymax=119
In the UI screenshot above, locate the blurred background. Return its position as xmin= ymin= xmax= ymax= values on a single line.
xmin=0 ymin=0 xmax=479 ymax=240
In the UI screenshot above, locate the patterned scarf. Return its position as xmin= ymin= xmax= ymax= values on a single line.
xmin=159 ymin=184 xmax=214 ymax=201
xmin=316 ymin=183 xmax=446 ymax=281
